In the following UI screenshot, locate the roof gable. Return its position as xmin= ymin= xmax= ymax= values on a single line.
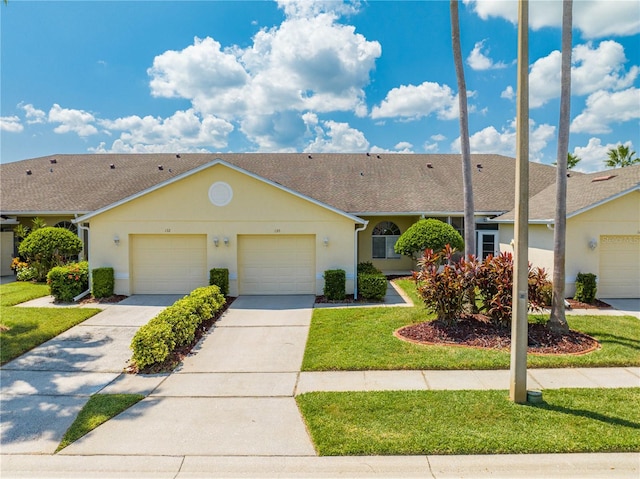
xmin=494 ymin=164 xmax=640 ymax=223
xmin=74 ymin=159 xmax=366 ymax=225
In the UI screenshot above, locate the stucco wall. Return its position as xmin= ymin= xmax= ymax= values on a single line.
xmin=499 ymin=191 xmax=640 ymax=297
xmin=86 ymin=163 xmax=358 ymax=296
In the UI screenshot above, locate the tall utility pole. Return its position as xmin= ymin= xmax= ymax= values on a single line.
xmin=510 ymin=0 xmax=529 ymax=404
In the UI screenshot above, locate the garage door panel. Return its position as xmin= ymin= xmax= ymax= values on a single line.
xmin=599 ymin=235 xmax=640 ymax=298
xmin=132 ymin=235 xmax=207 ymax=294
xmin=238 ymin=235 xmax=315 ymax=295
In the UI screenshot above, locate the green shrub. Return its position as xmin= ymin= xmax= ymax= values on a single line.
xmin=394 ymin=219 xmax=464 ymax=258
xmin=15 ymin=263 xmax=38 ymax=282
xmin=18 ymin=227 xmax=83 ymax=281
xmin=209 ymin=268 xmax=229 ymax=296
xmin=575 ymin=272 xmax=597 ymax=304
xmin=47 ymin=261 xmax=89 ymax=302
xmin=324 ymin=269 xmax=346 ymax=301
xmin=130 ymin=320 xmax=175 ymax=370
xmin=129 ymin=285 xmax=226 ymax=370
xmin=357 ymin=261 xmax=381 ymax=275
xmin=92 ymin=267 xmax=114 ymax=298
xmin=358 ymin=273 xmax=387 ymax=301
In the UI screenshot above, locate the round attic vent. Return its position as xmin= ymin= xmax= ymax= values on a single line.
xmin=208 ymin=181 xmax=233 ymax=207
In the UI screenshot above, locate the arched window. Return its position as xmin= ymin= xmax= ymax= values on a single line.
xmin=54 ymin=221 xmax=78 ymax=234
xmin=372 ymin=221 xmax=401 ymax=259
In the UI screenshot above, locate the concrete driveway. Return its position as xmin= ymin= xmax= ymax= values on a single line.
xmin=0 ymin=295 xmax=181 ymax=454
xmin=58 ymin=295 xmax=317 ymax=457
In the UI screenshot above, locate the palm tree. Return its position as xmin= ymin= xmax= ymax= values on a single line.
xmin=549 ymin=0 xmax=572 ymax=334
xmin=606 ymin=144 xmax=639 ymax=168
xmin=450 ymin=0 xmax=475 ymax=261
xmin=553 ymin=153 xmax=580 ymax=170
xmin=567 ymin=152 xmax=580 ymax=169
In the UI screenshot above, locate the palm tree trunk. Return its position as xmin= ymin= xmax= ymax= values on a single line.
xmin=549 ymin=0 xmax=572 ymax=333
xmin=450 ymin=0 xmax=476 ymax=312
xmin=450 ymin=0 xmax=475 ymax=261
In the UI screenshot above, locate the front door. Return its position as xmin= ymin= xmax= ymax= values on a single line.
xmin=477 ymin=231 xmax=499 ymax=259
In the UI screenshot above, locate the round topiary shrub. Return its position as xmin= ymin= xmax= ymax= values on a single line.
xmin=18 ymin=227 xmax=83 ymax=281
xmin=394 ymin=219 xmax=464 ymax=258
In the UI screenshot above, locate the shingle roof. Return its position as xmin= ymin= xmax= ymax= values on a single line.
xmin=1 ymin=153 xmax=559 ymax=216
xmin=495 ymin=164 xmax=640 ymax=222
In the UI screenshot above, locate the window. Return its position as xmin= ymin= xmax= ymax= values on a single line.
xmin=54 ymin=221 xmax=77 ymax=234
xmin=372 ymin=221 xmax=401 ymax=259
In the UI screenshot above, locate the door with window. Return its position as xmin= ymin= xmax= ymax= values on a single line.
xmin=477 ymin=231 xmax=499 ymax=259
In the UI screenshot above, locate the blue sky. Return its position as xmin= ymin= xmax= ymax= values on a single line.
xmin=1 ymin=0 xmax=638 ymax=172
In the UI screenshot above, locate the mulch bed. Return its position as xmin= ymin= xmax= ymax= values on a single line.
xmin=566 ymin=298 xmax=612 ymax=309
xmin=396 ymin=314 xmax=600 ymax=355
xmin=315 ymin=295 xmax=384 ymax=305
xmin=127 ymin=296 xmax=235 ymax=374
xmin=78 ymin=294 xmax=128 ymax=305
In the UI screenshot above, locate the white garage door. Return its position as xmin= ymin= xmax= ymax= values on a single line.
xmin=599 ymin=235 xmax=640 ymax=298
xmin=238 ymin=235 xmax=315 ymax=295
xmin=131 ymin=235 xmax=207 ymax=294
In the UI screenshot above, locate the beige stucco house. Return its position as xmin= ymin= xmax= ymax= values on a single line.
xmin=495 ymin=164 xmax=640 ymax=298
xmin=1 ymin=153 xmax=638 ymax=298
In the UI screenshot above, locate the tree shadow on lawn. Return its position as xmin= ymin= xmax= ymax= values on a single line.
xmin=525 ymin=401 xmax=640 ymax=430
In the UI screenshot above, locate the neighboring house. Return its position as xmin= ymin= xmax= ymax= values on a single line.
xmin=1 ymin=153 xmax=637 ymax=298
xmin=494 ymin=164 xmax=640 ymax=298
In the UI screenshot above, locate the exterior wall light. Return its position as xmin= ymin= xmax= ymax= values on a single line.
xmin=588 ymin=238 xmax=598 ymax=250
xmin=323 ymin=237 xmax=329 ymax=247
xmin=223 ymin=237 xmax=229 ymax=246
xmin=213 ymin=237 xmax=219 ymax=247
xmin=113 ymin=235 xmax=120 ymax=246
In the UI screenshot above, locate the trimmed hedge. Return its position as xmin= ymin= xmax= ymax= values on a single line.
xmin=209 ymin=268 xmax=229 ymax=296
xmin=92 ymin=267 xmax=114 ymax=298
xmin=47 ymin=261 xmax=89 ymax=303
xmin=575 ymin=272 xmax=597 ymax=304
xmin=18 ymin=226 xmax=83 ymax=281
xmin=130 ymin=285 xmax=225 ymax=370
xmin=324 ymin=269 xmax=346 ymax=301
xmin=394 ymin=219 xmax=464 ymax=258
xmin=357 ymin=261 xmax=381 ymax=275
xmin=358 ymin=273 xmax=387 ymax=301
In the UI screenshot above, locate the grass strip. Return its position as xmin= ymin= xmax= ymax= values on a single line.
xmin=301 ymin=279 xmax=640 ymax=371
xmin=1 ymin=282 xmax=101 ymax=365
xmin=57 ymin=394 xmax=145 ymax=452
xmin=296 ymin=388 xmax=640 ymax=456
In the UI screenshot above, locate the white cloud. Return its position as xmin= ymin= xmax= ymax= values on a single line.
xmin=48 ymin=104 xmax=98 ymax=136
xmin=529 ymin=40 xmax=638 ymax=108
xmin=146 ymin=2 xmax=380 ymax=148
xmin=98 ymin=109 xmax=233 ymax=151
xmin=571 ymin=87 xmax=640 ymax=134
xmin=572 ymin=137 xmax=636 ymax=172
xmin=20 ymin=103 xmax=46 ymax=124
xmin=464 ymin=0 xmax=640 ymax=38
xmin=431 ymin=134 xmax=446 ymax=142
xmin=394 ymin=141 xmax=413 ymax=151
xmin=371 ymin=81 xmax=459 ymax=121
xmin=467 ymin=40 xmax=508 ymax=71
xmin=0 ymin=116 xmax=24 ymax=133
xmin=303 ymin=118 xmax=369 ymax=152
xmin=451 ymin=119 xmax=555 ymax=161
xmin=501 ymin=85 xmax=515 ymax=100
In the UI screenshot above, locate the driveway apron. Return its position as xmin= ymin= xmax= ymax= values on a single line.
xmin=59 ymin=295 xmax=317 ymax=457
xmin=0 ymin=295 xmax=179 ymax=454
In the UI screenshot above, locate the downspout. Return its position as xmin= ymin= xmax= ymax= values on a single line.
xmin=74 ymin=216 xmax=91 ymax=302
xmin=353 ymin=222 xmax=368 ymax=300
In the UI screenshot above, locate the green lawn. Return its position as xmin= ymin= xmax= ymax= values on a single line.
xmin=296 ymin=388 xmax=640 ymax=455
xmin=0 ymin=282 xmax=101 ymax=365
xmin=57 ymin=394 xmax=145 ymax=452
xmin=301 ymin=279 xmax=640 ymax=371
